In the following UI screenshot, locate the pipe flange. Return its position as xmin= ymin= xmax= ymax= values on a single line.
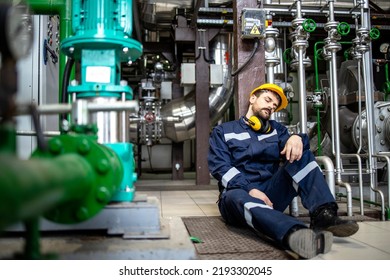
xmin=352 ymin=102 xmax=390 ymax=153
xmin=290 ymin=58 xmax=311 ymax=68
xmin=324 ymin=43 xmax=342 ymax=53
xmin=356 ymin=44 xmax=370 ymax=53
xmin=291 ymin=18 xmax=305 ymax=29
xmin=292 ymin=39 xmax=309 ymax=49
xmin=357 ymin=27 xmax=369 ymax=37
xmin=265 ymin=57 xmax=281 ymax=65
xmin=324 ymin=21 xmax=339 ymax=31
xmin=265 ymin=27 xmax=279 ymax=37
xmin=32 ymin=134 xmax=124 ymax=224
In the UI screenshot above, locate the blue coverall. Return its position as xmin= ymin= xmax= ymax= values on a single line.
xmin=208 ymin=116 xmax=335 ymax=244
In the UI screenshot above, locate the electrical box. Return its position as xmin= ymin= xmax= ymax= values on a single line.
xmin=160 ymin=81 xmax=172 ymax=100
xmin=181 ymin=63 xmax=196 ymax=85
xmin=241 ymin=8 xmax=267 ymax=39
xmin=210 ymin=64 xmax=224 ymax=86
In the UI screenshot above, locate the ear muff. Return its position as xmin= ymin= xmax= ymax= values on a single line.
xmin=244 ymin=116 xmax=272 ymax=133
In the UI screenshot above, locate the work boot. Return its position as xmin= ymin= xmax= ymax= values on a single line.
xmin=283 ymin=226 xmax=333 ymax=259
xmin=310 ymin=203 xmax=359 ymax=237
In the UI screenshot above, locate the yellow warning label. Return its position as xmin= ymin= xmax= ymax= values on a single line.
xmin=250 ymin=24 xmax=261 ymax=35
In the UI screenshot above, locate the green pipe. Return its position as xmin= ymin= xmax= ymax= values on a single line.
xmin=27 ymin=0 xmax=73 ymax=104
xmin=0 ymin=153 xmax=94 ymax=231
xmin=313 ymin=41 xmax=325 ymax=92
xmin=336 ymin=192 xmax=383 ymax=207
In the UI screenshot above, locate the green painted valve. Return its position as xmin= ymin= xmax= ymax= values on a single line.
xmin=31 ymin=134 xmax=124 ymax=224
xmin=283 ymin=48 xmax=293 ymax=64
xmin=302 ymin=18 xmax=317 ymax=33
xmin=370 ymin=27 xmax=380 ymax=40
xmin=337 ymin=22 xmax=351 ymax=36
xmin=316 ymin=48 xmax=324 ymax=61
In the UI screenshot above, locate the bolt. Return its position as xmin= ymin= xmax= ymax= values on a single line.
xmin=49 ymin=138 xmax=62 ymax=154
xmin=96 ymin=186 xmax=111 ymax=204
xmin=77 ymin=139 xmax=91 ymax=155
xmin=96 ymin=158 xmax=109 ymax=174
xmin=76 ymin=207 xmax=89 ymax=221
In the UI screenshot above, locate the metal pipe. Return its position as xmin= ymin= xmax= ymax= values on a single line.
xmin=360 ymin=1 xmax=380 ymax=206
xmin=336 ymin=180 xmax=353 ymax=216
xmin=315 ymin=156 xmax=336 ymax=197
xmin=160 ymin=33 xmax=233 ymax=142
xmin=15 ymin=101 xmax=139 ymax=116
xmin=373 ymin=153 xmax=389 ymax=220
xmin=341 ymin=153 xmax=364 ymax=215
xmin=324 ymin=0 xmax=355 ymax=215
xmin=297 ymin=46 xmax=307 ymax=133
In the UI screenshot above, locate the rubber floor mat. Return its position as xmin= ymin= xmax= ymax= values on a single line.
xmin=182 ymin=216 xmax=293 ymax=260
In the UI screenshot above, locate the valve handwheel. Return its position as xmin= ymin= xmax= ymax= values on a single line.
xmin=302 ymin=18 xmax=317 ymax=33
xmin=370 ymin=27 xmax=380 ymax=40
xmin=337 ymin=22 xmax=351 ymax=36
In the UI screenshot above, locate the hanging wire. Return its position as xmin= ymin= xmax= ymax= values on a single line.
xmin=231 ymin=38 xmax=260 ymax=76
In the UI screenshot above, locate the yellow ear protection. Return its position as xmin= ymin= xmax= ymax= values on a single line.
xmin=244 ymin=116 xmax=272 ymax=134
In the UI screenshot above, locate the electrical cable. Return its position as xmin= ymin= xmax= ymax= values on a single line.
xmin=231 ymin=38 xmax=259 ymax=76
xmin=29 ymin=104 xmax=47 ymax=152
xmin=61 ymin=57 xmax=75 ymax=121
xmin=202 ymin=49 xmax=215 ymax=64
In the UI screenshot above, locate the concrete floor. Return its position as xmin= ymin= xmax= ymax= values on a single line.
xmin=135 ymin=175 xmax=390 ymax=260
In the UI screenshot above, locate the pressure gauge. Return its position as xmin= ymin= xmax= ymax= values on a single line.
xmin=379 ymin=43 xmax=390 ymax=54
xmin=0 ymin=3 xmax=33 ymax=60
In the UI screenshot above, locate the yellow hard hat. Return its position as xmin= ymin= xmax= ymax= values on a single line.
xmin=250 ymin=83 xmax=288 ymax=112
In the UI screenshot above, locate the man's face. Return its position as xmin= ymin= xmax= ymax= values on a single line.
xmin=250 ymin=90 xmax=280 ymax=120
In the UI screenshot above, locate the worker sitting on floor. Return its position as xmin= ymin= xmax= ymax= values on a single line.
xmin=207 ymin=83 xmax=359 ymax=259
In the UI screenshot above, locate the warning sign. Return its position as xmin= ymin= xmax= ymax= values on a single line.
xmin=250 ymin=24 xmax=261 ymax=35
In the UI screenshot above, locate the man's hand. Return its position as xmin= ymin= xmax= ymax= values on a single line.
xmin=280 ymin=134 xmax=303 ymax=163
xmin=249 ymin=189 xmax=273 ymax=208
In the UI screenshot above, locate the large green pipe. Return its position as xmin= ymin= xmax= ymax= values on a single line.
xmin=27 ymin=0 xmax=72 ymax=103
xmin=0 ymin=153 xmax=93 ymax=231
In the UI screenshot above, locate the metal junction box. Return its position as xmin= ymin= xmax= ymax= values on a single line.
xmin=241 ymin=8 xmax=267 ymax=39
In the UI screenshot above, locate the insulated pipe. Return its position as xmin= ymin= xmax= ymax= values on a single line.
xmin=161 ymin=33 xmax=233 ymax=142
